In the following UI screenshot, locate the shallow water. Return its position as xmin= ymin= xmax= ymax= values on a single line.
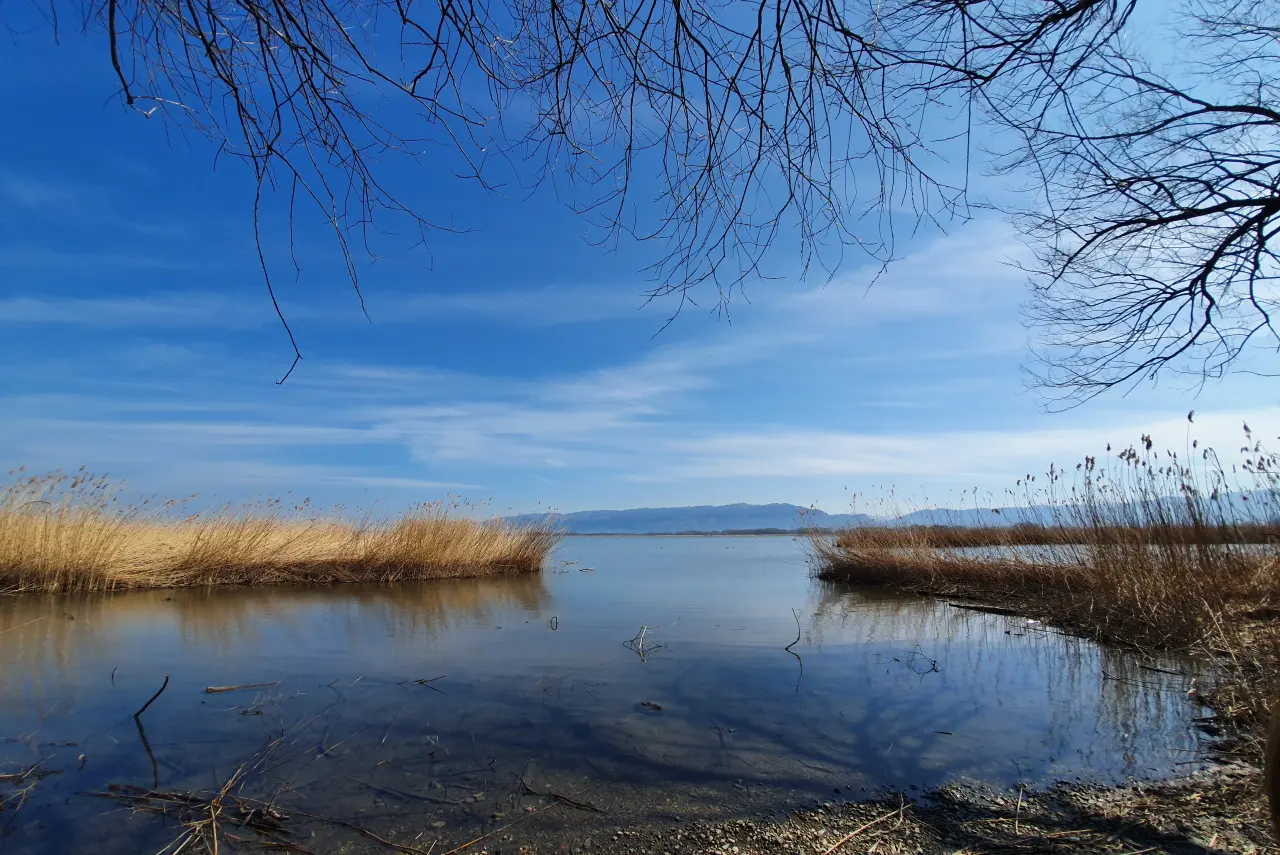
xmin=0 ymin=536 xmax=1210 ymax=853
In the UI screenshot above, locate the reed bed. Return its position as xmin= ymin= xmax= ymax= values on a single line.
xmin=813 ymin=427 xmax=1280 ymax=740
xmin=828 ymin=520 xmax=1279 ymax=548
xmin=0 ymin=469 xmax=559 ymax=594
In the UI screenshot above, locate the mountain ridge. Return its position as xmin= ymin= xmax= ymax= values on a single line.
xmin=502 ymin=502 xmax=873 ymax=534
xmin=501 ymin=502 xmax=1054 ymax=534
xmin=503 ymin=496 xmax=1269 ymax=534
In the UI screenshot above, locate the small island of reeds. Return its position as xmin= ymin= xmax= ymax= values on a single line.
xmin=811 ymin=430 xmax=1280 ymax=747
xmin=0 ymin=469 xmax=559 ymax=594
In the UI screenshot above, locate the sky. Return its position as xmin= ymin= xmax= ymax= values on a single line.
xmin=1 ymin=16 xmax=1276 ymax=517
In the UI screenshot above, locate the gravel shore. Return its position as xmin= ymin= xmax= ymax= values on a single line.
xmin=475 ymin=763 xmax=1273 ymax=855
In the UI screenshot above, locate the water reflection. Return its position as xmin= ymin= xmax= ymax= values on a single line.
xmin=0 ymin=537 xmax=1209 ymax=855
xmin=0 ymin=574 xmax=551 ymax=701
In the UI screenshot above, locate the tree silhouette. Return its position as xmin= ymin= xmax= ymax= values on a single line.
xmin=42 ymin=0 xmax=1280 ymax=393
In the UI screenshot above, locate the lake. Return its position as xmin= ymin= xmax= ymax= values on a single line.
xmin=0 ymin=536 xmax=1210 ymax=853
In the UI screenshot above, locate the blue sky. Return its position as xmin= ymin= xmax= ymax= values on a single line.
xmin=1 ymin=20 xmax=1275 ymax=516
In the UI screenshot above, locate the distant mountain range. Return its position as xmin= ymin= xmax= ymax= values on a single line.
xmin=501 ymin=502 xmax=1070 ymax=534
xmin=503 ymin=503 xmax=872 ymax=534
xmin=503 ymin=496 xmax=1271 ymax=534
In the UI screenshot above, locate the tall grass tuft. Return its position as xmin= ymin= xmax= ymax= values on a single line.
xmin=0 ymin=469 xmax=559 ymax=593
xmin=812 ymin=427 xmax=1280 ymax=736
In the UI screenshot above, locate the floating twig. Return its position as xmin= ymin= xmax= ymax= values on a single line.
xmin=0 ymin=617 xmax=46 ymax=635
xmin=398 ymin=676 xmax=447 ymax=694
xmin=205 ymin=682 xmax=281 ymax=694
xmin=947 ymin=603 xmax=1022 ymax=617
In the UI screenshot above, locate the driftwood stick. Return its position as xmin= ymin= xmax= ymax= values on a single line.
xmin=946 ymin=603 xmax=1022 ymax=617
xmin=205 ymin=682 xmax=281 ymax=694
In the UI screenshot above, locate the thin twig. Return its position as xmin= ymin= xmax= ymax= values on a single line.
xmin=135 ymin=675 xmax=171 ymax=719
xmin=441 ymin=797 xmax=565 ymax=855
xmin=785 ymin=608 xmax=802 ymax=652
xmin=821 ymin=804 xmax=904 ymax=855
xmin=288 ymin=807 xmax=435 ymax=855
xmin=0 ymin=617 xmax=46 ymax=635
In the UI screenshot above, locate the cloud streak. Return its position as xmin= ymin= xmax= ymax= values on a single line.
xmin=4 ymin=215 xmax=1258 ymax=512
xmin=0 ymin=294 xmax=263 ymax=326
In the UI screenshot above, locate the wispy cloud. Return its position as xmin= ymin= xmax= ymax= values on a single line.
xmin=629 ymin=409 xmax=1278 ymax=483
xmin=0 ymin=172 xmax=186 ymax=238
xmin=366 ymin=284 xmax=654 ymax=326
xmin=0 ymin=248 xmax=198 ymax=270
xmin=0 ymin=174 xmax=85 ymax=211
xmin=4 ymin=215 xmax=1253 ymax=512
xmin=0 ymin=293 xmax=261 ymax=326
xmin=0 ymin=285 xmax=643 ymax=329
xmin=0 ymin=219 xmax=1029 ymax=330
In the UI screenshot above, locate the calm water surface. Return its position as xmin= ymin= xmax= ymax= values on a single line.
xmin=0 ymin=537 xmax=1209 ymax=853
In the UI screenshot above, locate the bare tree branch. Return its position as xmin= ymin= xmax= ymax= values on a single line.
xmin=39 ymin=0 xmax=1277 ymax=396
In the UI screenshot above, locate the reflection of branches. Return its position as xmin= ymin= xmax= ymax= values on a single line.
xmin=875 ymin=649 xmax=941 ymax=677
xmin=623 ymin=625 xmax=663 ymax=662
xmin=623 ymin=618 xmax=678 ymax=662
xmin=133 ymin=674 xmax=170 ymax=790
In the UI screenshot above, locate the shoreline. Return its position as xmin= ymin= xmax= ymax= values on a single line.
xmin=517 ymin=765 xmax=1272 ymax=855
xmin=67 ymin=765 xmax=1266 ymax=854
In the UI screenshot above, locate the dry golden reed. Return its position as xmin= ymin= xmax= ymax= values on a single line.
xmin=812 ymin=426 xmax=1280 ymax=734
xmin=0 ymin=469 xmax=559 ymax=594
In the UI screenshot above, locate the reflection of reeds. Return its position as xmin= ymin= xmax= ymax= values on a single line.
xmin=0 ymin=470 xmax=559 ymax=593
xmin=812 ymin=429 xmax=1280 ymax=742
xmin=0 ymin=574 xmax=552 ymax=716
